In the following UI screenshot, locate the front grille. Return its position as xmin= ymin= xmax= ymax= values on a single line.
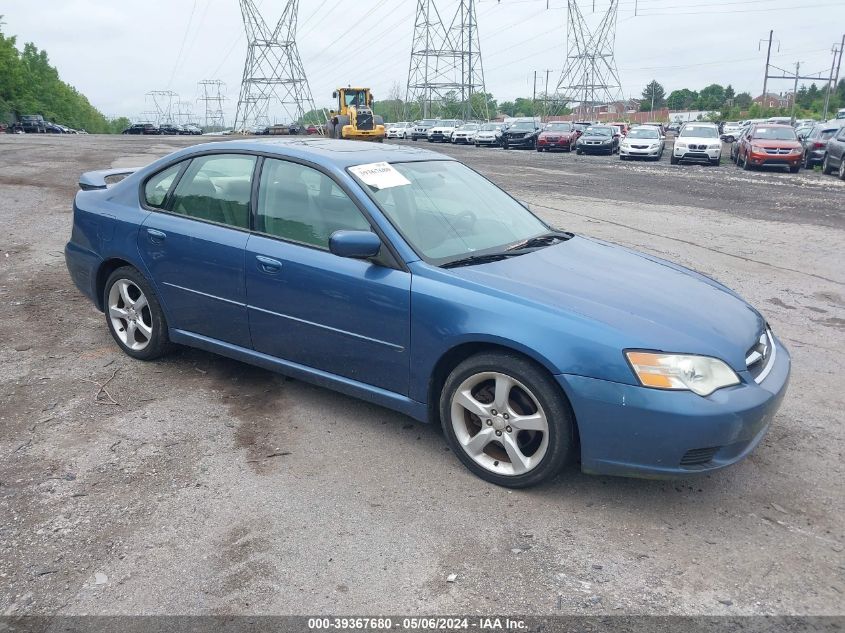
xmin=357 ymin=111 xmax=374 ymax=131
xmin=688 ymin=143 xmax=711 ymax=150
xmin=508 ymin=133 xmax=527 ymax=139
xmin=680 ymin=446 xmax=720 ymax=467
xmin=764 ymin=147 xmax=791 ymax=155
xmin=545 ymin=136 xmax=560 ymax=142
xmin=632 ymin=144 xmax=649 ymax=149
xmin=746 ymin=328 xmax=775 ymax=383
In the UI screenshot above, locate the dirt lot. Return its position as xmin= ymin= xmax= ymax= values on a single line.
xmin=1 ymin=134 xmax=843 ymax=616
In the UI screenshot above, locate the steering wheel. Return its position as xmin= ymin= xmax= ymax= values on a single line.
xmin=451 ymin=209 xmax=477 ymax=233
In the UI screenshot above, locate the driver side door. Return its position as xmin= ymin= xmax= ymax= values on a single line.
xmin=245 ymin=158 xmax=412 ymax=395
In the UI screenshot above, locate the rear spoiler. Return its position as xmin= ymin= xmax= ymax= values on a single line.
xmin=78 ymin=168 xmax=139 ymax=191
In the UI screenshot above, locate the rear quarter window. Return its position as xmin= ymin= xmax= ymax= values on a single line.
xmin=144 ymin=163 xmax=183 ymax=208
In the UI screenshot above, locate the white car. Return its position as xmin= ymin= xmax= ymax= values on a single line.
xmin=386 ymin=122 xmax=411 ymax=139
xmin=720 ymin=122 xmax=742 ymax=142
xmin=671 ymin=123 xmax=722 ymax=166
xmin=474 ymin=123 xmax=502 ymax=146
xmin=427 ymin=119 xmax=463 ymax=142
xmin=451 ymin=123 xmax=480 ymax=144
xmin=619 ymin=126 xmax=665 ymax=161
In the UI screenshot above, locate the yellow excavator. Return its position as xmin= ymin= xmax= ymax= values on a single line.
xmin=326 ymin=87 xmax=386 ymax=142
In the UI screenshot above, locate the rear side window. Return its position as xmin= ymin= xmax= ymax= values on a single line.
xmin=169 ymin=154 xmax=256 ymax=229
xmin=144 ymin=163 xmax=182 ymax=208
xmin=256 ymin=159 xmax=370 ymax=248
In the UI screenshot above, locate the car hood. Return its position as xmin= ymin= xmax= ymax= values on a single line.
xmin=750 ymin=138 xmax=801 ymax=148
xmin=540 ymin=130 xmax=573 ymax=137
xmin=447 ymin=236 xmax=764 ymax=371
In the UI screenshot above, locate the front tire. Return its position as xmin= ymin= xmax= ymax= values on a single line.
xmin=839 ymin=159 xmax=845 ymax=180
xmin=670 ymin=154 xmax=679 ymax=165
xmin=439 ymin=352 xmax=574 ymax=488
xmin=104 ymin=266 xmax=170 ymax=360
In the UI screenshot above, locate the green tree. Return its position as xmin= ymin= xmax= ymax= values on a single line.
xmin=697 ymin=84 xmax=726 ymax=110
xmin=725 ymin=84 xmax=735 ymax=102
xmin=666 ymin=88 xmax=698 ymax=110
xmin=734 ymin=92 xmax=753 ymax=108
xmin=640 ymin=80 xmax=666 ymax=111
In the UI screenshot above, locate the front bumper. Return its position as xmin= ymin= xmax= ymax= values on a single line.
xmin=557 ymin=336 xmax=791 ymax=478
xmin=411 ymin=131 xmax=429 ymax=140
xmin=504 ymin=136 xmax=536 ymax=147
xmin=452 ymin=135 xmax=474 ymax=144
xmin=620 ymin=144 xmax=662 ymax=158
xmin=578 ymin=143 xmax=613 ymax=154
xmin=538 ymin=137 xmax=574 ymax=150
xmin=428 ymin=132 xmax=449 ymax=142
xmin=674 ymin=146 xmax=721 ymax=162
xmin=475 ymin=137 xmax=499 ymax=145
xmin=747 ymin=151 xmax=801 ymax=167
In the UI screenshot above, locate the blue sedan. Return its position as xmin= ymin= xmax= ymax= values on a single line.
xmin=65 ymin=139 xmax=790 ymax=487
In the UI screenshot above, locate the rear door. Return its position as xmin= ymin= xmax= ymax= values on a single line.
xmin=138 ymin=153 xmax=257 ymax=348
xmin=245 ymin=157 xmax=411 ymax=395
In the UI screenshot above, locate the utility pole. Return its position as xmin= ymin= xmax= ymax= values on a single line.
xmin=544 ymin=69 xmax=551 ymax=119
xmin=761 ymin=30 xmax=774 ymax=106
xmin=790 ymin=62 xmax=800 ymax=124
xmin=824 ymin=34 xmax=845 ymax=120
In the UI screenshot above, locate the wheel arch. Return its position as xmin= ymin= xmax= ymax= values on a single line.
xmin=94 ymin=257 xmax=158 ymax=313
xmin=426 ymin=341 xmax=581 ymax=455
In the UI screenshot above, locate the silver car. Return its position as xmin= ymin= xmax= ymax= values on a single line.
xmin=474 ymin=123 xmax=502 ymax=147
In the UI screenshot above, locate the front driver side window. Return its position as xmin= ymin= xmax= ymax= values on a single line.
xmin=168 ymin=154 xmax=256 ymax=229
xmin=257 ymin=159 xmax=370 ymax=248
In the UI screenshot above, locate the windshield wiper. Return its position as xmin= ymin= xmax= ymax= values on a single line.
xmin=506 ymin=231 xmax=570 ymax=252
xmin=441 ymin=252 xmax=519 ymax=269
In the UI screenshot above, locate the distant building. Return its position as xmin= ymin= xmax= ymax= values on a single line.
xmin=753 ymin=92 xmax=791 ymax=109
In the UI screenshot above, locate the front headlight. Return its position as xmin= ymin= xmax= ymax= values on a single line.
xmin=676 ymin=142 xmax=687 ymax=148
xmin=708 ymin=143 xmax=721 ymax=150
xmin=625 ymin=351 xmax=740 ymax=397
xmin=751 ymin=145 xmax=764 ymax=153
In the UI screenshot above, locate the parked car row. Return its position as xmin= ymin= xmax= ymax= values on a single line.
xmin=122 ymin=123 xmax=203 ymax=135
xmin=5 ymin=114 xmax=88 ymax=134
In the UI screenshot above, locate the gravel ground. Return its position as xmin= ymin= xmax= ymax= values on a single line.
xmin=1 ymin=134 xmax=843 ymax=617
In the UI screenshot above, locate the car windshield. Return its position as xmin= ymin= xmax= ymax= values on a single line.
xmin=510 ymin=122 xmax=536 ymax=131
xmin=479 ymin=124 xmax=499 ymax=131
xmin=679 ymin=126 xmax=718 ymax=138
xmin=545 ymin=123 xmax=572 ymax=131
xmin=436 ymin=120 xmax=458 ymax=126
xmin=586 ymin=127 xmax=612 ymax=137
xmin=627 ymin=128 xmax=660 ymax=139
xmin=354 ymin=161 xmax=548 ymax=264
xmin=459 ymin=124 xmax=479 ymax=130
xmin=752 ymin=126 xmax=797 ymax=141
xmin=420 ymin=119 xmax=436 ymax=126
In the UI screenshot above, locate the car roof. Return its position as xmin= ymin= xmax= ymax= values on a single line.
xmin=174 ymin=137 xmax=453 ymax=169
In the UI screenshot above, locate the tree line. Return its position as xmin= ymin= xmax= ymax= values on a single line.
xmin=640 ymin=78 xmax=845 ymax=120
xmin=0 ymin=20 xmax=129 ymax=133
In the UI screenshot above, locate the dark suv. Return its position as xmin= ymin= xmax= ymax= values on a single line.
xmin=122 ymin=123 xmax=161 ymax=135
xmin=821 ymin=125 xmax=845 ymax=179
xmin=801 ymin=123 xmax=840 ymax=169
xmin=19 ymin=115 xmax=47 ymax=133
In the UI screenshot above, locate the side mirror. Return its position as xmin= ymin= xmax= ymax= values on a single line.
xmin=329 ymin=230 xmax=381 ymax=259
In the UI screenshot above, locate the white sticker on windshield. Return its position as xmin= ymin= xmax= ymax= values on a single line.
xmin=349 ymin=162 xmax=411 ymax=190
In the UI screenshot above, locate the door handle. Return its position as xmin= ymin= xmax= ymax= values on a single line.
xmin=256 ymin=255 xmax=282 ymax=274
xmin=146 ymin=228 xmax=166 ymax=244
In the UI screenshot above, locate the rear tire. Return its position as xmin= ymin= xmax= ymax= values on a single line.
xmin=439 ymin=352 xmax=574 ymax=488
xmin=822 ymin=154 xmax=834 ymax=175
xmin=103 ymin=266 xmax=170 ymax=361
xmin=839 ymin=159 xmax=845 ymax=180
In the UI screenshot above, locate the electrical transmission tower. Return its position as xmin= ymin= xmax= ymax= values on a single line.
xmin=198 ymin=79 xmax=227 ymax=131
xmin=233 ymin=0 xmax=319 ymax=132
xmin=406 ymin=0 xmax=488 ymax=121
xmin=146 ymin=90 xmax=178 ymax=124
xmin=555 ymin=0 xmax=623 ymax=119
xmin=176 ymin=101 xmax=195 ymax=126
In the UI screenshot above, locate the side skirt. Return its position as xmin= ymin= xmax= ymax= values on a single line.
xmin=169 ymin=329 xmax=428 ymax=423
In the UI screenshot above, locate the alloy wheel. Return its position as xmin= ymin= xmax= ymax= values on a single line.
xmin=108 ymin=279 xmax=153 ymax=351
xmin=450 ymin=371 xmax=549 ymax=476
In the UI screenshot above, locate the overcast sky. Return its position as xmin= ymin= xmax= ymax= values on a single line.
xmin=3 ymin=0 xmax=844 ymax=123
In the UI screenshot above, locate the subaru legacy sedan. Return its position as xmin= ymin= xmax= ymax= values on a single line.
xmin=65 ymin=139 xmax=790 ymax=488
